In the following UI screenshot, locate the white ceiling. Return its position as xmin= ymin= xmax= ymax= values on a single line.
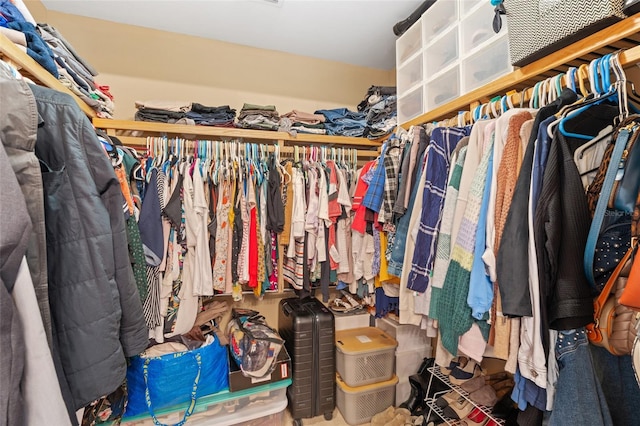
xmin=41 ymin=0 xmax=424 ymax=70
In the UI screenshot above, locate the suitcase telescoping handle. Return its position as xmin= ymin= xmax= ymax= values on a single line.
xmin=282 ymin=303 xmax=293 ymax=316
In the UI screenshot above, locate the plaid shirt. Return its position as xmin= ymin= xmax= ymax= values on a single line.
xmin=362 ymin=143 xmax=388 ymax=213
xmin=407 ymin=126 xmax=470 ymax=293
xmin=382 ymin=136 xmax=402 ymax=223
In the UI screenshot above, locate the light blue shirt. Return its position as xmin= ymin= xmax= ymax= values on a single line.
xmin=467 ymin=150 xmax=494 ymax=319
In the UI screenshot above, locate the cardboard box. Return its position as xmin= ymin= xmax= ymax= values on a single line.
xmin=228 ymin=345 xmax=292 ymax=392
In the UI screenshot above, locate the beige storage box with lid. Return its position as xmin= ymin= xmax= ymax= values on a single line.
xmin=335 ymin=327 xmax=397 ymax=387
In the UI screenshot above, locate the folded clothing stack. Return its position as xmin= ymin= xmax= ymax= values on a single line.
xmin=186 ymin=103 xmax=236 ymax=127
xmin=314 ymin=107 xmax=367 ymax=137
xmin=0 ymin=1 xmax=56 ymax=76
xmin=279 ymin=109 xmax=326 ymax=135
xmin=358 ymin=85 xmax=397 ymax=140
xmin=238 ymin=103 xmax=280 ymax=131
xmin=134 ymin=101 xmax=193 ymax=125
xmin=1 ymin=2 xmax=113 ymax=117
xmin=38 ymin=23 xmax=115 ymax=118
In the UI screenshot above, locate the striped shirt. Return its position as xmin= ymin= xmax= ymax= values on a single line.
xmin=407 ymin=126 xmax=470 ymax=293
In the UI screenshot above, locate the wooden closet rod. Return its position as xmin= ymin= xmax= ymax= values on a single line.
xmin=113 ymin=135 xmax=379 ymax=160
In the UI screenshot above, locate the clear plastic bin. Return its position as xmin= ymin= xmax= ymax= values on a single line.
xmin=460 ymin=0 xmax=502 ymax=55
xmin=462 ymin=33 xmax=512 ymax=93
xmin=375 ymin=317 xmax=431 ymax=352
xmin=425 ymin=64 xmax=460 ymax=110
xmin=423 ymin=0 xmax=458 ymax=44
xmin=336 ymin=374 xmax=399 ymax=425
xmin=396 ymin=379 xmax=411 ymax=408
xmin=334 ymin=310 xmax=372 ymax=332
xmin=395 ymin=346 xmax=432 ymax=380
xmin=122 ymin=379 xmax=290 ymax=426
xmin=397 ymin=53 xmax=424 ymax=97
xmin=459 ymin=0 xmax=484 ymax=19
xmin=335 ymin=327 xmax=397 ymax=387
xmin=424 ymin=26 xmax=459 ymax=79
xmin=398 ymin=85 xmax=424 ymax=125
xmin=396 ymin=19 xmax=423 ymax=65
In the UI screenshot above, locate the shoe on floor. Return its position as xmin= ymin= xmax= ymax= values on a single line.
xmin=370 ymin=406 xmax=396 ymax=425
xmin=386 ymin=411 xmax=413 ymax=426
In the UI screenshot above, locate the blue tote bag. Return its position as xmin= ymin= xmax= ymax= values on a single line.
xmin=125 ymin=337 xmax=229 ymax=425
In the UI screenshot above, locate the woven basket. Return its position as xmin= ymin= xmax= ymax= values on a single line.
xmin=504 ymin=0 xmax=626 ymax=66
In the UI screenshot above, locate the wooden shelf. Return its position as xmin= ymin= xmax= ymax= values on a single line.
xmin=0 ymin=33 xmax=97 ymax=118
xmin=93 ymin=118 xmax=385 ymax=149
xmin=402 ymin=13 xmax=640 ymax=127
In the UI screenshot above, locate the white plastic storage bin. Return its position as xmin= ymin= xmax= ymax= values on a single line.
xmin=462 ymin=33 xmax=512 ymax=93
xmin=422 ymin=0 xmax=458 ymax=43
xmin=334 ymin=310 xmax=372 ymax=332
xmin=395 ymin=346 xmax=431 ymax=380
xmin=396 ymin=378 xmax=411 ymax=408
xmin=424 ymin=26 xmax=459 ymax=79
xmin=122 ymin=380 xmax=290 ymax=426
xmin=425 ymin=64 xmax=460 ymax=110
xmin=335 ymin=327 xmax=397 ymax=387
xmin=398 ymin=53 xmax=424 ymax=97
xmin=396 ymin=19 xmax=424 ymax=66
xmin=460 ymin=0 xmax=501 ymax=55
xmin=336 ymin=374 xmax=399 ymax=425
xmin=375 ymin=317 xmax=431 ymax=352
xmin=398 ymin=85 xmax=424 ymax=125
xmin=459 ymin=0 xmax=483 ymax=18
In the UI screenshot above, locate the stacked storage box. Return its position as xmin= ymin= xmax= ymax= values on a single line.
xmin=375 ymin=317 xmax=433 ymax=405
xmin=335 ymin=327 xmax=398 ymax=425
xmin=396 ymin=0 xmax=513 ymax=124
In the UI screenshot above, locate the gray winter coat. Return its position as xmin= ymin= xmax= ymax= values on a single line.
xmin=0 ymin=136 xmax=29 ymax=426
xmin=30 ymin=84 xmax=148 ymax=409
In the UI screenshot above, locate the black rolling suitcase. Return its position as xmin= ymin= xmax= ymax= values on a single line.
xmin=279 ymin=296 xmax=335 ymax=425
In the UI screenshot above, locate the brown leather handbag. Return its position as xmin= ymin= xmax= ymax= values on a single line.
xmin=587 ymin=243 xmax=640 ymax=356
xmin=620 ymin=253 xmax=640 ymax=310
xmin=619 ymin=191 xmax=640 ymax=310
